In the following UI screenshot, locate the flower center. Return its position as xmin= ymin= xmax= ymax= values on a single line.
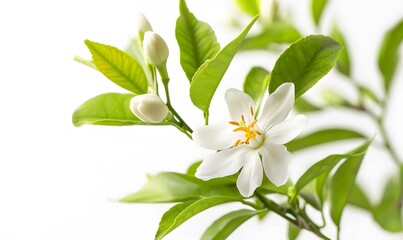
xmin=229 ymin=106 xmax=262 ymax=147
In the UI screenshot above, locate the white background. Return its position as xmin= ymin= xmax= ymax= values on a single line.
xmin=0 ymin=0 xmax=402 ymax=239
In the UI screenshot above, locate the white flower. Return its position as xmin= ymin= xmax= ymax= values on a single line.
xmin=130 ymin=93 xmax=169 ymax=123
xmin=193 ymin=83 xmax=307 ymax=197
xmin=134 ymin=13 xmax=153 ymax=39
xmin=143 ymin=31 xmax=169 ymax=67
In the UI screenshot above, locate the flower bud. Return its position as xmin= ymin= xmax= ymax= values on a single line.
xmin=135 ymin=13 xmax=153 ymax=41
xmin=143 ymin=31 xmax=169 ymax=67
xmin=130 ymin=93 xmax=169 ymax=123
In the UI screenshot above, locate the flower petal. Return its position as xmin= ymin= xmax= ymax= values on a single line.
xmin=265 ymin=115 xmax=307 ymax=144
xmin=260 ymin=143 xmax=291 ymax=186
xmin=236 ymin=151 xmax=263 ymax=197
xmin=192 ymin=124 xmax=237 ymax=150
xmin=258 ymin=82 xmax=295 ymax=131
xmin=225 ymin=88 xmax=255 ymax=123
xmin=195 ymin=147 xmax=248 ymax=180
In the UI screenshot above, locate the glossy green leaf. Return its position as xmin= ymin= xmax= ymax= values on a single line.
xmin=243 ymin=66 xmax=270 ymax=102
xmin=295 ymin=139 xmax=371 ymax=192
xmin=201 ymin=209 xmax=261 ymax=240
xmin=330 ymin=141 xmax=371 ymax=226
xmin=288 ymin=222 xmax=301 ymax=240
xmin=348 ymin=183 xmax=372 ymax=211
xmin=233 ymin=0 xmax=259 ymax=16
xmin=190 ymin=16 xmax=258 ymax=115
xmin=311 ymin=0 xmax=328 ymax=26
xmin=125 ymin=38 xmax=155 ymax=87
xmin=294 ymin=97 xmax=322 ymax=113
xmin=121 ymin=172 xmax=240 ymax=203
xmin=241 ymin=22 xmax=301 ymax=50
xmin=269 ymin=35 xmax=342 ymax=97
xmin=378 ymin=19 xmax=403 ymax=93
xmin=373 ymin=172 xmax=403 ymax=232
xmin=286 ymin=128 xmax=365 ymax=152
xmin=85 ymin=40 xmax=148 ymax=94
xmin=331 ymin=25 xmax=351 ymax=76
xmin=176 ymin=0 xmax=220 ymax=82
xmin=155 ymin=196 xmax=241 ymax=240
xmin=72 ymin=93 xmax=145 ymax=126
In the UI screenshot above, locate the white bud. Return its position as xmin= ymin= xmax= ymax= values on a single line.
xmin=143 ymin=31 xmax=169 ymax=67
xmin=130 ymin=93 xmax=169 ymax=123
xmin=135 ymin=13 xmax=153 ymax=39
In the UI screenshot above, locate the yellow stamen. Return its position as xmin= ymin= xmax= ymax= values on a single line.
xmin=250 ymin=106 xmax=254 ymax=116
xmin=229 ymin=121 xmax=239 ymax=126
xmin=230 ymin=106 xmax=261 ymax=147
xmin=234 ymin=139 xmax=241 ymax=147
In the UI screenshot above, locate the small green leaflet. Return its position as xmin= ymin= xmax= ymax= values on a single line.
xmin=331 ymin=25 xmax=351 ymax=76
xmin=269 ymin=35 xmax=342 ymax=98
xmin=286 ymin=128 xmax=365 ymax=152
xmin=190 ymin=16 xmax=258 ymax=118
xmin=329 ymin=139 xmax=372 ymax=226
xmin=241 ymin=22 xmax=301 ymax=50
xmin=85 ymin=40 xmax=148 ymax=94
xmin=176 ymin=0 xmax=220 ymax=82
xmin=120 ymin=172 xmax=240 ymax=203
xmin=243 ymin=66 xmax=270 ymax=103
xmin=378 ymin=19 xmax=403 ymax=93
xmin=233 ymin=0 xmax=259 ymax=16
xmin=72 ymin=93 xmax=144 ymax=126
xmin=201 ymin=209 xmax=262 ymax=240
xmin=311 ymin=0 xmax=328 ymax=26
xmin=288 ymin=222 xmax=301 ymax=240
xmin=155 ymin=196 xmax=241 ymax=240
xmin=347 ymin=183 xmax=372 ymax=211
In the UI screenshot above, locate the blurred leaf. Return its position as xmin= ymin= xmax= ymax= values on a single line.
xmin=378 ymin=19 xmax=403 ymax=93
xmin=186 ymin=160 xmax=202 ymax=175
xmin=201 ymin=209 xmax=261 ymax=240
xmin=269 ymin=35 xmax=342 ymax=97
xmin=331 ymin=25 xmax=351 ymax=76
xmin=295 ymin=139 xmax=371 ymax=193
xmin=190 ymin=16 xmax=258 ymax=116
xmin=176 ymin=0 xmax=220 ymax=82
xmin=348 ymin=183 xmax=372 ymax=211
xmin=294 ymin=97 xmax=322 ymax=113
xmin=233 ymin=0 xmax=259 ymax=16
xmin=286 ymin=128 xmax=365 ymax=152
xmin=121 ymin=172 xmax=240 ymax=203
xmin=288 ymin=222 xmax=301 ymax=240
xmin=259 ymin=178 xmax=291 ymax=195
xmin=72 ymin=93 xmax=145 ymax=126
xmin=300 ymin=191 xmax=321 ymax=210
xmin=84 ymin=40 xmax=148 ymax=94
xmin=372 ymin=170 xmax=403 ymax=232
xmin=330 ymin=140 xmax=371 ymax=226
xmin=155 ymin=196 xmax=241 ymax=240
xmin=243 ymin=66 xmax=270 ymax=102
xmin=315 ymin=170 xmax=331 ymax=207
xmin=358 ymin=85 xmax=380 ymax=104
xmin=311 ymin=0 xmax=328 ymax=26
xmin=241 ymin=22 xmax=301 ymax=50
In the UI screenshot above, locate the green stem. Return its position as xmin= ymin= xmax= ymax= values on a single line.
xmin=377 ymin=116 xmax=401 ymax=165
xmin=255 ymin=191 xmax=330 ymax=240
xmin=74 ymin=55 xmax=97 ymax=70
xmin=162 ymin=79 xmax=193 ymax=136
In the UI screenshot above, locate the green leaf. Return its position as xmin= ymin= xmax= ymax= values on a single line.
xmin=372 ymin=171 xmax=403 ymax=232
xmin=358 ymin=85 xmax=380 ymax=104
xmin=286 ymin=128 xmax=365 ymax=152
xmin=294 ymin=97 xmax=322 ymax=113
xmin=233 ymin=0 xmax=259 ymax=16
xmin=329 ymin=142 xmax=371 ymax=226
xmin=288 ymin=222 xmax=301 ymax=240
xmin=269 ymin=35 xmax=342 ymax=98
xmin=378 ymin=19 xmax=403 ymax=93
xmin=348 ymin=183 xmax=372 ymax=211
xmin=72 ymin=93 xmax=145 ymax=126
xmin=241 ymin=22 xmax=301 ymax=50
xmin=331 ymin=25 xmax=351 ymax=76
xmin=190 ymin=16 xmax=258 ymax=116
xmin=311 ymin=0 xmax=328 ymax=26
xmin=315 ymin=170 xmax=331 ymax=207
xmin=186 ymin=160 xmax=202 ymax=175
xmin=176 ymin=0 xmax=220 ymax=82
xmin=295 ymin=139 xmax=371 ymax=192
xmin=121 ymin=172 xmax=240 ymax=203
xmin=155 ymin=196 xmax=241 ymax=240
xmin=201 ymin=209 xmax=261 ymax=240
xmin=243 ymin=66 xmax=270 ymax=102
xmin=84 ymin=40 xmax=148 ymax=94
xmin=125 ymin=38 xmax=155 ymax=87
